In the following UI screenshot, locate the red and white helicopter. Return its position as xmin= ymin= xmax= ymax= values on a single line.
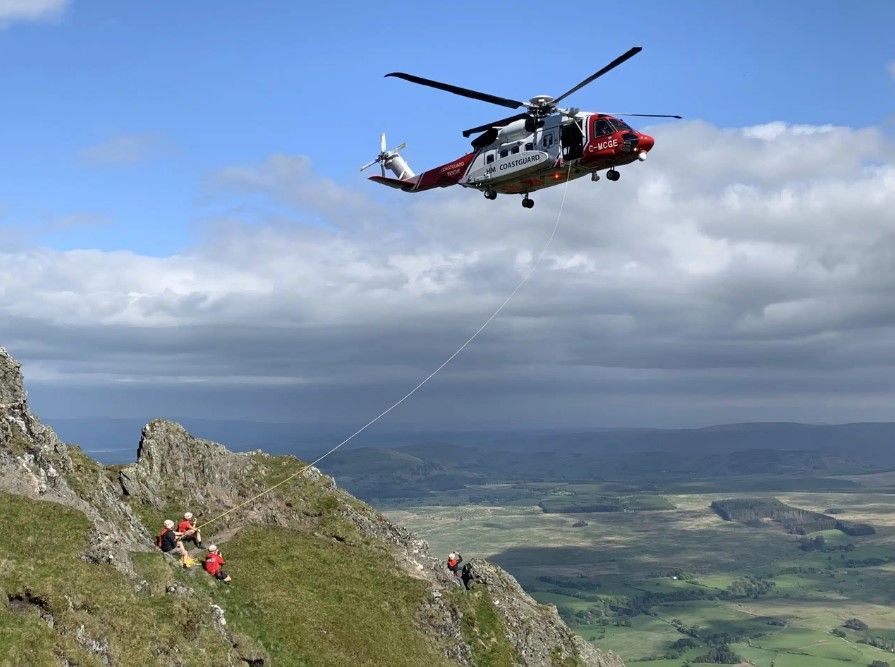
xmin=361 ymin=46 xmax=680 ymax=208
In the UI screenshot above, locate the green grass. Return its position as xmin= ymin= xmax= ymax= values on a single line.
xmin=452 ymin=587 xmax=518 ymax=666
xmin=596 ymin=616 xmax=682 ymax=660
xmin=211 ymin=525 xmax=452 ymax=667
xmin=0 ymin=492 xmax=232 ymax=666
xmin=0 ymin=605 xmax=59 ymax=666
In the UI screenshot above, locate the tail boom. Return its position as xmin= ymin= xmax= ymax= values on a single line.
xmin=368 ymin=152 xmax=475 ymax=193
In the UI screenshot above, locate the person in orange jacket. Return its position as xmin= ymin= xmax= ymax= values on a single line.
xmin=177 ymin=512 xmax=203 ymax=549
xmin=203 ymin=545 xmax=231 ymax=583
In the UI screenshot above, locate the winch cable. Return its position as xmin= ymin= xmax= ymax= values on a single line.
xmin=198 ymin=167 xmax=573 ymax=532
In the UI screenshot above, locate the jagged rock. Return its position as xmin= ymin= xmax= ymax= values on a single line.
xmin=0 ymin=349 xmax=149 ymax=576
xmin=118 ymin=419 xmax=258 ymax=510
xmin=0 ymin=348 xmax=25 ymax=406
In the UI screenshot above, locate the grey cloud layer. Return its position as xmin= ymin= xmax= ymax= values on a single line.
xmin=3 ymin=121 xmax=894 ymax=426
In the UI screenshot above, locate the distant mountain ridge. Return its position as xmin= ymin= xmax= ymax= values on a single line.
xmin=316 ymin=422 xmax=895 ymax=501
xmin=48 ymin=417 xmax=895 ymax=463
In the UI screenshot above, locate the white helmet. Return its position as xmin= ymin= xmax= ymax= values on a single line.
xmin=207 ymin=544 xmax=218 ymax=552
xmin=448 ymin=552 xmax=457 ymax=560
xmin=163 ymin=519 xmax=174 ymax=529
xmin=184 ymin=512 xmax=193 ymax=520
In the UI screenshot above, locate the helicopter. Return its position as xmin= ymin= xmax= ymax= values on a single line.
xmin=361 ymin=46 xmax=680 ymax=208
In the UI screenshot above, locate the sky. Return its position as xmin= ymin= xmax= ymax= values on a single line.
xmin=1 ymin=1 xmax=894 ymax=432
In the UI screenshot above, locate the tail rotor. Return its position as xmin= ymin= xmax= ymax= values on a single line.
xmin=360 ymin=132 xmax=413 ymax=179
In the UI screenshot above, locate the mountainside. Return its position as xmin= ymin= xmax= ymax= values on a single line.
xmin=0 ymin=347 xmax=621 ymax=666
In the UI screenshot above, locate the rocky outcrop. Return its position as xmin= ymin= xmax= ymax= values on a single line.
xmin=0 ymin=347 xmax=25 ymax=406
xmin=119 ymin=420 xmax=263 ymax=513
xmin=0 ymin=347 xmax=623 ymax=666
xmin=0 ymin=348 xmax=148 ymax=570
xmin=465 ymin=559 xmax=623 ymax=666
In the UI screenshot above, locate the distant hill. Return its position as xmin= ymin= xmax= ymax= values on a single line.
xmin=316 ymin=423 xmax=895 ymax=501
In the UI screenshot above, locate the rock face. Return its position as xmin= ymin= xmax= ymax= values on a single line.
xmin=0 ymin=348 xmax=148 ymax=568
xmin=0 ymin=347 xmax=624 ymax=667
xmin=464 ymin=559 xmax=620 ymax=666
xmin=0 ymin=348 xmax=25 ymax=406
xmin=119 ymin=420 xmax=259 ymax=511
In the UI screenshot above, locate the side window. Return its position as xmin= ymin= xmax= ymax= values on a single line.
xmin=541 ymin=133 xmax=554 ymax=148
xmin=511 ymin=145 xmax=520 ymax=154
xmin=595 ymin=120 xmax=614 ymax=136
xmin=486 ymin=153 xmax=494 ymax=164
xmin=499 ymin=149 xmax=509 ymax=158
xmin=524 ymin=142 xmax=534 ymax=151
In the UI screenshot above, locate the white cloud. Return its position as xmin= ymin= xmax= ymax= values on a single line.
xmin=80 ymin=133 xmax=170 ymax=165
xmin=212 ymin=154 xmax=382 ymax=229
xmin=5 ymin=121 xmax=895 ymax=426
xmin=0 ymin=0 xmax=67 ymax=25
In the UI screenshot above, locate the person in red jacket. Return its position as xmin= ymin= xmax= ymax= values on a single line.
xmin=177 ymin=512 xmax=203 ymax=549
xmin=203 ymin=545 xmax=231 ymax=583
xmin=447 ymin=552 xmax=463 ymax=577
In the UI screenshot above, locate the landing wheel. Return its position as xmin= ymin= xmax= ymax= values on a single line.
xmin=522 ymin=196 xmax=534 ymax=209
xmin=606 ymin=169 xmax=620 ymax=182
xmin=483 ymin=189 xmax=497 ymax=200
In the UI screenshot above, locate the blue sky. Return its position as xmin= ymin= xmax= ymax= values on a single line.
xmin=2 ymin=1 xmax=895 ymax=431
xmin=1 ymin=1 xmax=892 ymax=255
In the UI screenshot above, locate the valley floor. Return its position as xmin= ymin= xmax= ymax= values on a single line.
xmin=386 ymin=477 xmax=895 ymax=666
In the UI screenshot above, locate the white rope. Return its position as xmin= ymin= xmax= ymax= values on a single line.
xmin=199 ymin=168 xmax=573 ymax=530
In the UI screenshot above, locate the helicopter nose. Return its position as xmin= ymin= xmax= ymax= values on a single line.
xmin=638 ymin=133 xmax=655 ymax=152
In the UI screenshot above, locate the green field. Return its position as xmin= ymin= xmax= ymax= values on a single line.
xmin=386 ymin=479 xmax=895 ymax=666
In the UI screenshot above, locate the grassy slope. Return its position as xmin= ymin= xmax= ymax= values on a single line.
xmin=0 ymin=492 xmax=232 ymax=666
xmin=1 ymin=448 xmax=525 ymax=666
xmin=0 ymin=498 xmax=449 ymax=666
xmin=196 ymin=454 xmax=517 ymax=666
xmin=206 ymin=525 xmax=452 ymax=667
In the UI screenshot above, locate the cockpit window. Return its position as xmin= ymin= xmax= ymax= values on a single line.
xmin=611 ymin=118 xmax=632 ymax=131
xmin=595 ymin=119 xmax=614 ymax=136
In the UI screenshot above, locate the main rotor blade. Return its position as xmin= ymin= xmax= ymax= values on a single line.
xmin=553 ymin=46 xmax=642 ymax=105
xmin=386 ymin=72 xmax=525 ymax=110
xmin=462 ymin=112 xmax=529 ymax=138
xmin=607 ymin=112 xmax=683 ymax=119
